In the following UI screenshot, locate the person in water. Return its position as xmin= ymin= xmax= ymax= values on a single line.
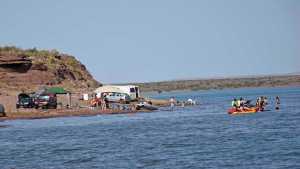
xmin=256 ymin=98 xmax=260 ymax=107
xmin=169 ymin=97 xmax=176 ymax=111
xmin=257 ymin=96 xmax=267 ymax=111
xmin=275 ymin=96 xmax=280 ymax=110
xmin=264 ymin=97 xmax=268 ymax=106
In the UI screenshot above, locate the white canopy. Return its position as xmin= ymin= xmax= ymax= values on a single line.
xmin=94 ymin=86 xmax=123 ymax=94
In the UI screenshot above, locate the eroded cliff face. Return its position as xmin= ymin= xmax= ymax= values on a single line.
xmin=0 ymin=47 xmax=101 ymax=93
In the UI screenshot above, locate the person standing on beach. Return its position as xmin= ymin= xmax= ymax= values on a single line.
xmin=275 ymin=96 xmax=280 ymax=110
xmin=102 ymin=93 xmax=109 ymax=110
xmin=101 ymin=97 xmax=106 ymax=110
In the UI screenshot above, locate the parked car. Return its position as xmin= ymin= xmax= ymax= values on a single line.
xmin=0 ymin=104 xmax=5 ymax=117
xmin=16 ymin=93 xmax=35 ymax=109
xmin=105 ymin=92 xmax=131 ymax=104
xmin=34 ymin=93 xmax=57 ymax=109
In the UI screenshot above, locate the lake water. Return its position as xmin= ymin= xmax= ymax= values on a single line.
xmin=1 ymin=87 xmax=300 ymax=169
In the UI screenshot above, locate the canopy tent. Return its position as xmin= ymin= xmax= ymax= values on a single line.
xmin=46 ymin=87 xmax=72 ymax=107
xmin=46 ymin=87 xmax=69 ymax=94
xmin=94 ymin=86 xmax=123 ymax=94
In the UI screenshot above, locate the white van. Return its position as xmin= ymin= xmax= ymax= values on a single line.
xmin=94 ymin=85 xmax=140 ymax=100
xmin=117 ymin=85 xmax=140 ymax=100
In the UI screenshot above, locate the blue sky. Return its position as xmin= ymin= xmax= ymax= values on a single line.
xmin=0 ymin=0 xmax=299 ymax=83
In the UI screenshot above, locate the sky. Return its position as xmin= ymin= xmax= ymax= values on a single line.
xmin=0 ymin=0 xmax=299 ymax=84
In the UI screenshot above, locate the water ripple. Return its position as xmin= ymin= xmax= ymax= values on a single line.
xmin=0 ymin=87 xmax=299 ymax=169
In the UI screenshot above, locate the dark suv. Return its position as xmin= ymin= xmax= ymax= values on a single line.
xmin=0 ymin=104 xmax=5 ymax=117
xmin=16 ymin=93 xmax=35 ymax=109
xmin=34 ymin=93 xmax=57 ymax=109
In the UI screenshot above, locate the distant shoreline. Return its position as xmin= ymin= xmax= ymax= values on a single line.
xmin=141 ymin=85 xmax=300 ymax=97
xmin=131 ymin=75 xmax=300 ymax=93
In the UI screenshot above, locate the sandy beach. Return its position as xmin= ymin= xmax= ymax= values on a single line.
xmin=0 ymin=88 xmax=171 ymax=121
xmin=0 ymin=108 xmax=153 ymax=121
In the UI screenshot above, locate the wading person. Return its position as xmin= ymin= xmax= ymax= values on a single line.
xmin=264 ymin=97 xmax=268 ymax=106
xmin=258 ymin=96 xmax=265 ymax=111
xmin=256 ymin=98 xmax=260 ymax=108
xmin=169 ymin=97 xmax=176 ymax=111
xmin=275 ymin=96 xmax=280 ymax=110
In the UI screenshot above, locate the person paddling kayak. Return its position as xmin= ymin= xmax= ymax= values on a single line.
xmin=231 ymin=98 xmax=240 ymax=111
xmin=228 ymin=98 xmax=258 ymax=115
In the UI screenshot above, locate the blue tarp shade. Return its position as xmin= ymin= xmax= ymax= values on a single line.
xmin=46 ymin=87 xmax=68 ymax=94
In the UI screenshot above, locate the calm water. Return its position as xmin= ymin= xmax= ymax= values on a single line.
xmin=1 ymin=87 xmax=300 ymax=169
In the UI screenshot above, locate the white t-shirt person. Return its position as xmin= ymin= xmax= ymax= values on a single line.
xmin=169 ymin=97 xmax=175 ymax=110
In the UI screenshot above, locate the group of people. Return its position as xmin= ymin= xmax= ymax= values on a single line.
xmin=90 ymin=96 xmax=110 ymax=110
xmin=231 ymin=97 xmax=253 ymax=111
xmin=169 ymin=97 xmax=197 ymax=110
xmin=90 ymin=97 xmax=136 ymax=111
xmin=90 ymin=94 xmax=110 ymax=110
xmin=231 ymin=96 xmax=280 ymax=111
xmin=255 ymin=96 xmax=268 ymax=111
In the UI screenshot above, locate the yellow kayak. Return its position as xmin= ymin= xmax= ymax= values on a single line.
xmin=228 ymin=107 xmax=259 ymax=115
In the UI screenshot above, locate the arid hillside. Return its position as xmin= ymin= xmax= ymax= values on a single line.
xmin=0 ymin=46 xmax=101 ymax=94
xmin=133 ymin=75 xmax=300 ymax=92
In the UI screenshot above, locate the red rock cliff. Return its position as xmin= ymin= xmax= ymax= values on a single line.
xmin=0 ymin=46 xmax=101 ymax=93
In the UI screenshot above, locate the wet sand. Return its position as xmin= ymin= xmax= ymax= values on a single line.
xmin=0 ymin=108 xmax=152 ymax=121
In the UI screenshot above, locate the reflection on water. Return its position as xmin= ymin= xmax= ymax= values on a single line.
xmin=0 ymin=125 xmax=9 ymax=128
xmin=0 ymin=87 xmax=300 ymax=169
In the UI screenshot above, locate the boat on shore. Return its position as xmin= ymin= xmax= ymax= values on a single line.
xmin=136 ymin=102 xmax=159 ymax=111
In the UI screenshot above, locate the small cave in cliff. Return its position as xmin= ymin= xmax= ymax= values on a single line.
xmin=0 ymin=62 xmax=32 ymax=73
